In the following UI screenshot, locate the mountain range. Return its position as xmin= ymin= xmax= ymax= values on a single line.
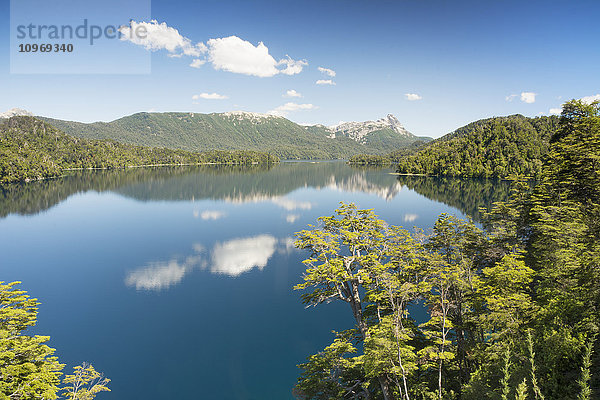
xmin=38 ymin=111 xmax=431 ymax=159
xmin=0 ymin=107 xmax=566 ymax=182
xmin=0 ymin=116 xmax=277 ymax=184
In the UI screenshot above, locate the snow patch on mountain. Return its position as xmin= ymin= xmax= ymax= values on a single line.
xmin=220 ymin=111 xmax=283 ymax=123
xmin=0 ymin=108 xmax=33 ymax=119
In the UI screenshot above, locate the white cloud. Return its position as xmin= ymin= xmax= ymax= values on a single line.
xmin=278 ymin=57 xmax=308 ymax=75
xmin=549 ymin=108 xmax=562 ymax=115
xmin=581 ymin=94 xmax=600 ymax=104
xmin=192 ymin=93 xmax=228 ymax=100
xmin=505 ymin=92 xmax=537 ymax=103
xmin=405 ymin=93 xmax=422 ymax=101
xmin=268 ymin=102 xmax=317 ymax=117
xmin=119 ymin=22 xmax=306 ymax=77
xmin=189 ymin=59 xmax=206 ymax=68
xmin=284 ymin=89 xmax=302 ymax=98
xmin=316 ymin=79 xmax=336 ymax=86
xmin=520 ymin=92 xmax=537 ymax=104
xmin=286 ymin=214 xmax=300 ymax=223
xmin=207 ymin=36 xmax=276 ymax=77
xmin=318 ymin=67 xmax=336 ymax=77
xmin=211 ymin=235 xmax=277 ymax=276
xmin=119 ymin=20 xmax=206 ymax=57
xmin=403 ymin=213 xmax=419 ymax=223
xmin=124 ymin=260 xmax=189 ymax=291
xmin=207 ymin=36 xmax=306 ymax=77
xmin=199 ymin=210 xmax=227 ymax=220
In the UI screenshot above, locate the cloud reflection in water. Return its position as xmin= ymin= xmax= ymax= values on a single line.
xmin=125 ymin=260 xmax=186 ymax=290
xmin=286 ymin=214 xmax=300 ymax=223
xmin=211 ymin=234 xmax=277 ymax=276
xmin=125 ymin=235 xmax=294 ymax=291
xmin=199 ymin=210 xmax=227 ymax=220
xmin=403 ymin=213 xmax=419 ymax=223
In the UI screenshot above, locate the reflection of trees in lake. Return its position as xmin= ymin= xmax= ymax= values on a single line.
xmin=112 ymin=162 xmax=401 ymax=203
xmin=0 ymin=165 xmax=273 ymax=218
xmin=395 ymin=175 xmax=512 ymax=221
xmin=0 ymin=162 xmax=510 ymax=221
xmin=0 ymin=163 xmax=399 ymax=217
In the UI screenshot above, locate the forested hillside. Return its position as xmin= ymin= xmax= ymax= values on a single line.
xmin=0 ymin=117 xmax=278 ymax=184
xmin=396 ymin=114 xmax=559 ymax=178
xmin=40 ymin=112 xmax=427 ymax=159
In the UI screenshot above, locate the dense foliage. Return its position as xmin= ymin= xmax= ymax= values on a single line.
xmin=396 ymin=115 xmax=559 ymax=179
xmin=0 ymin=281 xmax=110 ymax=399
xmin=294 ymin=101 xmax=598 ymax=399
xmin=0 ymin=117 xmax=278 ymax=184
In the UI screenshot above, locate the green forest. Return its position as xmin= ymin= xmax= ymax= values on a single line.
xmin=0 ymin=116 xmax=278 ymax=184
xmin=41 ymin=112 xmax=426 ymax=159
xmin=293 ymin=100 xmax=599 ymax=399
xmin=394 ymin=115 xmax=558 ymax=179
xmin=2 ymin=101 xmax=598 ymax=399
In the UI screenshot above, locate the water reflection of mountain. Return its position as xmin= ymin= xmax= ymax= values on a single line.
xmin=395 ymin=175 xmax=512 ymax=220
xmin=0 ymin=166 xmax=212 ymax=218
xmin=112 ymin=162 xmax=400 ymax=203
xmin=0 ymin=163 xmax=510 ymax=220
xmin=0 ymin=163 xmax=397 ymax=217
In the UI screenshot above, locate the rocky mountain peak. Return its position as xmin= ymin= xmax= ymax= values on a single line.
xmin=379 ymin=114 xmax=410 ymax=136
xmin=0 ymin=108 xmax=33 ymax=119
xmin=328 ymin=114 xmax=413 ymax=144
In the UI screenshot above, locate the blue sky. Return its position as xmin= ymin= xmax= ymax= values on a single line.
xmin=1 ymin=0 xmax=599 ymax=138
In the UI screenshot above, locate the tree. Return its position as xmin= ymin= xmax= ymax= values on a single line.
xmin=527 ymin=100 xmax=600 ymax=397
xmin=294 ymin=204 xmax=469 ymax=400
xmin=0 ymin=281 xmax=110 ymax=400
xmin=424 ymin=214 xmax=486 ymax=392
xmin=61 ymin=363 xmax=110 ymax=400
xmin=294 ymin=203 xmax=399 ymax=400
xmin=296 ymin=109 xmax=600 ymax=399
xmin=293 ymin=335 xmax=368 ymax=400
xmin=0 ymin=281 xmax=64 ymax=400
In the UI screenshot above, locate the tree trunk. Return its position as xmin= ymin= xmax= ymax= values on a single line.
xmin=378 ymin=375 xmax=394 ymax=400
xmin=349 ymin=279 xmax=395 ymax=400
xmin=439 ymin=288 xmax=448 ymax=400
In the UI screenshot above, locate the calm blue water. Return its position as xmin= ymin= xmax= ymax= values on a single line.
xmin=0 ymin=162 xmax=509 ymax=399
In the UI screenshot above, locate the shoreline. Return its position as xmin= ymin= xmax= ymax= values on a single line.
xmin=3 ymin=161 xmax=279 ymax=185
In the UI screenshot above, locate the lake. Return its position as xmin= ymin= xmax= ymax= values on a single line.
xmin=0 ymin=162 xmax=510 ymax=399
